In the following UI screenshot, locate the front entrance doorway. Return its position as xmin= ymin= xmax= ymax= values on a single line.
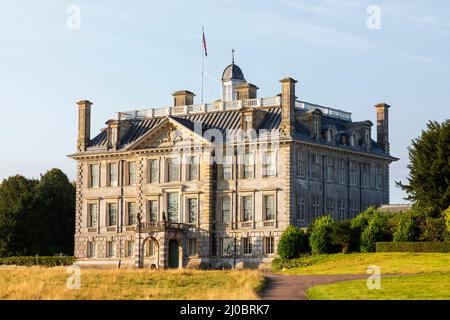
xmin=168 ymin=239 xmax=179 ymax=269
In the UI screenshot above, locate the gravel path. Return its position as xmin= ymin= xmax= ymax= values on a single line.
xmin=262 ymin=274 xmax=369 ymax=300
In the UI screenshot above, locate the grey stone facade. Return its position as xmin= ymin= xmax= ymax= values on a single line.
xmin=69 ymin=61 xmax=397 ymax=269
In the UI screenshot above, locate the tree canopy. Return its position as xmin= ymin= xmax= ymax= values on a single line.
xmin=0 ymin=169 xmax=75 ymax=257
xmin=397 ymin=120 xmax=450 ymax=217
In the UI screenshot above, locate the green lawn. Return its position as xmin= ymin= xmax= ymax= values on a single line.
xmin=277 ymin=253 xmax=450 ymax=275
xmin=307 ymin=273 xmax=450 ymax=300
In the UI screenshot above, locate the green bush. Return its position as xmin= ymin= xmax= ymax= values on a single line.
xmin=309 ymin=215 xmax=336 ymax=254
xmin=0 ymin=256 xmax=74 ymax=267
xmin=330 ymin=220 xmax=359 ymax=253
xmin=350 ymin=207 xmax=377 ymax=251
xmin=444 ymin=206 xmax=450 ymax=236
xmin=272 ymin=256 xmax=311 ymax=271
xmin=376 ymin=242 xmax=450 ymax=253
xmin=393 ymin=214 xmax=419 ymax=242
xmin=419 ymin=216 xmax=447 ymax=242
xmin=277 ymin=225 xmax=309 ymax=259
xmin=360 ymin=213 xmax=392 ymax=252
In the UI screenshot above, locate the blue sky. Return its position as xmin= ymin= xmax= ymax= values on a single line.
xmin=0 ymin=0 xmax=449 ymax=203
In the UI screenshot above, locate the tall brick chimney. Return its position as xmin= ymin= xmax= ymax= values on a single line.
xmin=279 ymin=77 xmax=297 ymax=137
xmin=375 ymin=103 xmax=390 ymax=153
xmin=77 ymin=100 xmax=92 ymax=152
xmin=172 ymin=90 xmax=195 ymax=106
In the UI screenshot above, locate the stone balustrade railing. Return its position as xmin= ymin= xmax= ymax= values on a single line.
xmin=117 ymin=96 xmax=352 ymax=121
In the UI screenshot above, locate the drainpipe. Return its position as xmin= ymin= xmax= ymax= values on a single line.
xmin=322 ymin=155 xmax=326 ymax=216
xmin=233 ymin=147 xmax=239 ymax=268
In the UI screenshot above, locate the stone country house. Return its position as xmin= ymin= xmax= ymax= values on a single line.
xmin=69 ymin=58 xmax=398 ymax=269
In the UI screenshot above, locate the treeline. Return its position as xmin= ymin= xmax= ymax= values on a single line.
xmin=0 ymin=169 xmax=75 ymax=257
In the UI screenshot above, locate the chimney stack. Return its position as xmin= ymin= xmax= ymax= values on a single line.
xmin=77 ymin=100 xmax=92 ymax=152
xmin=236 ymin=83 xmax=258 ymax=100
xmin=172 ymin=90 xmax=195 ymax=106
xmin=279 ymin=77 xmax=297 ymax=137
xmin=375 ymin=103 xmax=390 ymax=153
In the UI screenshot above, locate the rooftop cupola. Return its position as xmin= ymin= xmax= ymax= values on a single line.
xmin=221 ymin=49 xmax=247 ymax=102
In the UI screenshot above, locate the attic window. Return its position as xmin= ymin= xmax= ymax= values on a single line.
xmin=326 ymin=127 xmax=336 ymax=143
xmin=350 ymin=132 xmax=358 ymax=147
xmin=313 ymin=116 xmax=320 ymax=138
xmin=365 ymin=129 xmax=371 ymax=146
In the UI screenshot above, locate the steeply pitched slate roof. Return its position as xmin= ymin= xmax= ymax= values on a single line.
xmin=88 ymin=107 xmax=281 ymax=150
xmin=86 ymin=106 xmax=387 ymax=157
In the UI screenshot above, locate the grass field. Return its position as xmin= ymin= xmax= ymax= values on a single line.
xmin=0 ymin=267 xmax=265 ymax=300
xmin=277 ymin=253 xmax=450 ymax=275
xmin=275 ymin=252 xmax=450 ymax=300
xmin=307 ymin=273 xmax=450 ymax=300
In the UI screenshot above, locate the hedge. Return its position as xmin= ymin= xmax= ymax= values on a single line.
xmin=272 ymin=257 xmax=311 ymax=271
xmin=0 ymin=256 xmax=74 ymax=267
xmin=376 ymin=242 xmax=450 ymax=253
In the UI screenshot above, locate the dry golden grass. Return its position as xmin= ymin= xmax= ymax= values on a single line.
xmin=0 ymin=266 xmax=265 ymax=300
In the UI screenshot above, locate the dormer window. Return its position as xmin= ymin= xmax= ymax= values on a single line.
xmin=313 ymin=116 xmax=320 ymax=138
xmin=326 ymin=127 xmax=336 ymax=143
xmin=365 ymin=129 xmax=371 ymax=147
xmin=350 ymin=132 xmax=358 ymax=147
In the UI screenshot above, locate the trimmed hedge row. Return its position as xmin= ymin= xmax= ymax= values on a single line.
xmin=0 ymin=256 xmax=74 ymax=267
xmin=272 ymin=257 xmax=311 ymax=271
xmin=376 ymin=242 xmax=450 ymax=253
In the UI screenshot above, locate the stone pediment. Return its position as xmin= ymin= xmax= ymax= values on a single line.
xmin=124 ymin=117 xmax=210 ymax=151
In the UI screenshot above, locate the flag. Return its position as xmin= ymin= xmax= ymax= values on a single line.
xmin=202 ymin=28 xmax=207 ymax=57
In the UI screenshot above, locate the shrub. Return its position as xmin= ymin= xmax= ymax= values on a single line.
xmin=0 ymin=256 xmax=74 ymax=267
xmin=350 ymin=207 xmax=376 ymax=251
xmin=309 ymin=215 xmax=336 ymax=254
xmin=419 ymin=216 xmax=447 ymax=242
xmin=330 ymin=220 xmax=359 ymax=253
xmin=376 ymin=242 xmax=450 ymax=253
xmin=277 ymin=225 xmax=309 ymax=259
xmin=393 ymin=214 xmax=419 ymax=242
xmin=360 ymin=214 xmax=392 ymax=252
xmin=444 ymin=206 xmax=450 ymax=236
xmin=272 ymin=256 xmax=311 ymax=271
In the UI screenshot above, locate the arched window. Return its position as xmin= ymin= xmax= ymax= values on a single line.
xmin=326 ymin=127 xmax=336 ymax=143
xmin=145 ymin=238 xmax=159 ymax=257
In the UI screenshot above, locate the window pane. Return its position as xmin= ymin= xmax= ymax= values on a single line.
xmin=89 ymin=203 xmax=98 ymax=227
xmin=189 ymin=156 xmax=199 ymax=180
xmin=148 ymin=200 xmax=158 ymax=222
xmin=263 ymin=151 xmax=276 ymax=177
xmin=150 ymin=160 xmax=159 ymax=183
xmin=264 ymin=195 xmax=274 ymax=220
xmin=109 ymin=163 xmax=118 ymax=187
xmin=243 ymin=196 xmax=252 ymax=221
xmin=188 ymin=198 xmax=197 ymax=224
xmin=222 ymin=238 xmax=234 ymax=255
xmin=90 ymin=164 xmax=99 ymax=187
xmin=167 ymin=192 xmax=179 ymax=222
xmin=128 ymin=202 xmax=136 ymax=225
xmin=168 ymin=158 xmax=180 ymax=182
xmin=243 ymin=152 xmax=253 ymax=178
xmin=129 ymin=162 xmax=137 ymax=185
xmin=221 ymin=197 xmax=230 ymax=223
xmin=108 ymin=203 xmax=117 ymax=226
xmin=222 ymin=155 xmax=232 ymax=180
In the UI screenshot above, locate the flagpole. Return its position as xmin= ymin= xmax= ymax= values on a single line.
xmin=201 ymin=26 xmax=205 ymax=104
